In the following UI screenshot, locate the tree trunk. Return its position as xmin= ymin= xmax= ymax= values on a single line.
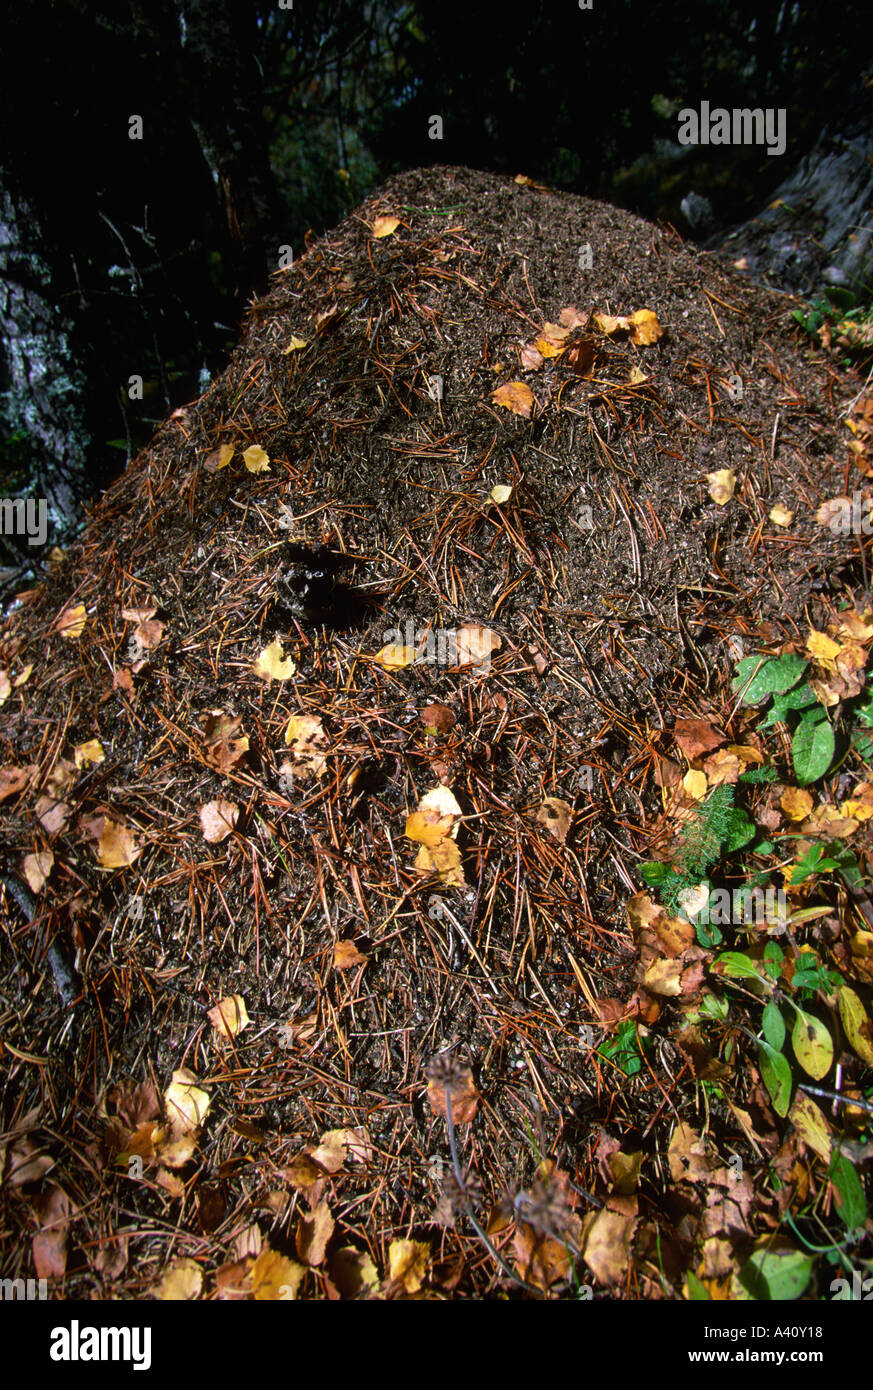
xmin=0 ymin=168 xmax=90 ymax=538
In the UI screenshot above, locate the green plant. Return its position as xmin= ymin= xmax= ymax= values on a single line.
xmin=792 ymin=286 xmax=873 ymax=367
xmin=597 ymin=1019 xmax=650 ymax=1077
xmin=713 ymin=943 xmax=845 ymax=1117
xmin=731 ymin=652 xmax=836 ymax=785
xmin=640 ymin=784 xmax=754 ymax=942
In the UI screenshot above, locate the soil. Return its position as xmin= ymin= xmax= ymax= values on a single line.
xmin=0 ymin=164 xmax=869 ymax=1299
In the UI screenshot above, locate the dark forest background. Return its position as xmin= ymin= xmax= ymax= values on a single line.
xmin=2 ymin=0 xmax=871 ymax=562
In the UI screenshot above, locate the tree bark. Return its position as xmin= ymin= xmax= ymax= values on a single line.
xmin=0 ymin=168 xmax=90 ymax=535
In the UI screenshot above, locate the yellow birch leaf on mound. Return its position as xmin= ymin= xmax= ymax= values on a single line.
xmin=519 ymin=343 xmax=544 ymax=370
xmin=242 ymin=444 xmax=270 ymax=473
xmin=559 ymin=305 xmax=590 ymax=329
xmin=282 ymin=335 xmax=308 ymax=353
xmin=535 ymin=336 xmax=565 ymax=359
xmin=93 ymin=817 xmax=141 ymax=869
xmin=207 ymin=994 xmax=250 ymax=1040
xmin=164 ymin=1068 xmax=211 ymax=1136
xmin=788 ymin=1091 xmax=833 ymax=1163
xmin=837 ymin=610 xmax=873 ymax=642
xmin=57 ymin=604 xmax=87 ymax=639
xmin=296 ymin=1201 xmax=335 ymax=1267
xmin=781 ymin=787 xmax=814 ymax=822
xmin=418 ymin=786 xmax=460 ymax=819
xmin=251 ymin=1248 xmax=305 ymax=1300
xmin=252 ymin=639 xmax=296 ymax=682
xmin=372 ymin=215 xmax=400 ymax=238
xmin=770 ymin=504 xmax=794 ymax=526
xmin=330 ymin=1246 xmax=381 ymax=1299
xmin=455 ymin=623 xmax=501 ymax=666
xmin=388 ymin=1239 xmax=430 ymax=1294
xmin=23 ymin=850 xmax=53 ymax=893
xmin=707 ymin=469 xmax=736 ymax=505
xmin=283 ymin=714 xmax=328 ymax=776
xmin=153 ymin=1258 xmax=202 ymax=1300
xmin=810 ymin=677 xmax=841 ymax=708
xmin=0 ymin=764 xmax=35 ymax=800
xmin=806 ymin=629 xmax=841 ymax=665
xmin=13 ymin=663 xmax=32 ymax=687
xmin=729 ymin=743 xmax=765 ymax=766
xmin=201 ymin=712 xmax=250 ymax=772
xmin=374 ymin=641 xmax=420 ymax=670
xmin=836 ymin=639 xmax=867 ymax=676
xmin=490 ymin=484 xmax=513 ymax=505
xmin=581 ymin=1205 xmax=636 ymax=1286
xmin=405 ymin=809 xmax=454 ymax=846
xmin=73 ymin=739 xmax=105 ymax=769
xmin=814 ymin=496 xmax=849 ymax=528
xmin=850 ymin=930 xmax=873 ymax=958
xmin=199 ymin=796 xmax=239 ymax=844
xmin=427 ymin=1066 xmax=480 ymax=1124
xmin=593 ymin=312 xmax=627 ymax=335
xmin=682 ymin=768 xmax=708 ymax=801
xmin=204 ymin=442 xmax=235 ymax=473
xmin=800 ymin=801 xmax=857 ymax=838
xmin=540 ymin=321 xmax=570 ymax=344
xmin=492 ymin=381 xmax=533 ymax=417
xmin=628 ymin=365 xmax=650 ymax=384
xmin=841 ymin=798 xmax=873 ymax=821
xmin=837 ymin=986 xmax=873 ymax=1066
xmin=627 ymin=309 xmax=664 ymax=345
xmin=644 ymin=957 xmax=683 ymax=996
xmin=677 ymin=882 xmax=709 ymax=920
xmin=414 ymin=838 xmax=465 ymax=885
xmin=536 ymin=796 xmax=573 ymax=843
xmin=702 ymin=748 xmax=740 ymax=785
xmin=334 ymin=939 xmax=367 ymax=970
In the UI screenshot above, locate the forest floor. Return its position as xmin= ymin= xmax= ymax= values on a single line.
xmin=1 ymin=165 xmax=872 ymax=1300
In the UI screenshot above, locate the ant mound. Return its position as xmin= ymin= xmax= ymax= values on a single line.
xmin=1 ymin=165 xmax=868 ymax=1299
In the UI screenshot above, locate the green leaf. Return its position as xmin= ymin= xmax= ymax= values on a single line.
xmin=724 ymin=809 xmax=756 ymax=853
xmin=791 ymin=716 xmax=835 ymax=784
xmin=829 ymin=1153 xmax=867 ymax=1232
xmin=760 ymin=683 xmax=818 ymax=729
xmin=695 ymin=918 xmax=723 ymax=948
xmin=790 ymin=1009 xmax=834 ymax=1079
xmin=751 ymin=836 xmax=775 ymax=854
xmin=757 ymin=1039 xmax=793 ymax=1116
xmin=716 ymin=951 xmax=761 ymax=980
xmin=732 ymin=654 xmax=808 ymax=706
xmin=790 ymin=842 xmax=841 ymax=883
xmin=855 ymin=693 xmax=873 ymax=728
xmin=685 ymin=1270 xmax=711 ymax=1300
xmin=699 ymin=993 xmax=730 ymax=1022
xmin=824 ymin=286 xmax=857 ymax=312
xmin=740 ymin=1244 xmax=814 ymax=1300
xmin=853 ymin=733 xmax=873 ymax=762
xmin=761 ymin=1000 xmax=786 ymax=1051
xmin=763 ymin=942 xmax=784 ymax=979
xmin=639 ymin=861 xmax=670 ymax=888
